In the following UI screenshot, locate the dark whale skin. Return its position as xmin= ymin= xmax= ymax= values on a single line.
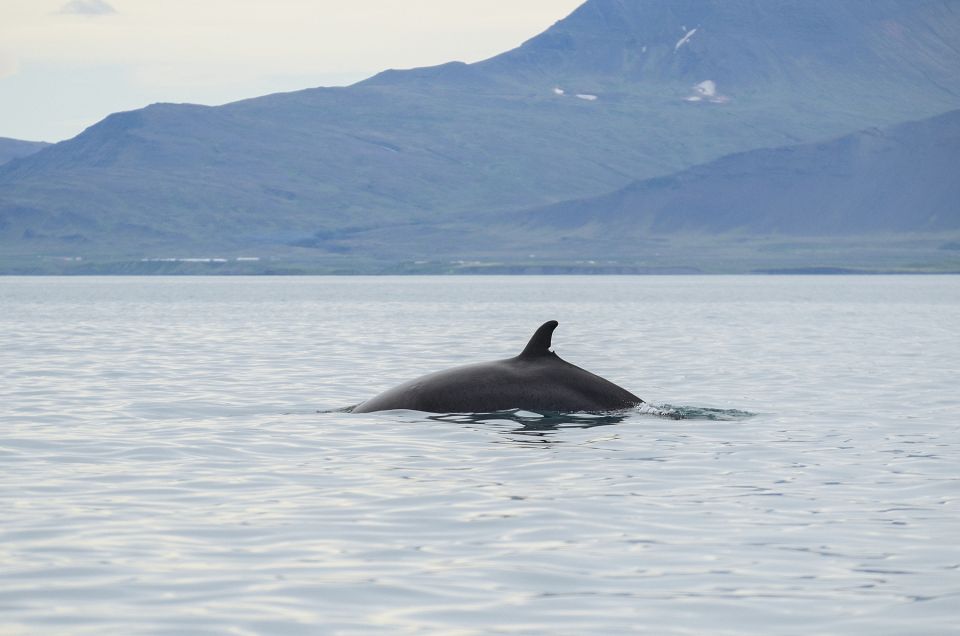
xmin=352 ymin=321 xmax=643 ymax=414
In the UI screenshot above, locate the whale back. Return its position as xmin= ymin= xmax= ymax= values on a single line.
xmin=352 ymin=320 xmax=643 ymax=414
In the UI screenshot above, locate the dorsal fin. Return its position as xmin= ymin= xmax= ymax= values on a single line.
xmin=519 ymin=320 xmax=559 ymax=358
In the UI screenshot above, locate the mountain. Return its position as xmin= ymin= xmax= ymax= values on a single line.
xmin=1 ymin=0 xmax=959 ymax=264
xmin=0 ymin=138 xmax=50 ymax=166
xmin=515 ymin=110 xmax=960 ymax=236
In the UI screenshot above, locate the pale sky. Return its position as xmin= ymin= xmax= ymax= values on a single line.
xmin=0 ymin=0 xmax=583 ymax=142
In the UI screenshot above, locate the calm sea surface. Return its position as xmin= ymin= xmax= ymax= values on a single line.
xmin=1 ymin=276 xmax=958 ymax=634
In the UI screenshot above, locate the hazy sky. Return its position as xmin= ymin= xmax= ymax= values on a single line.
xmin=0 ymin=0 xmax=583 ymax=142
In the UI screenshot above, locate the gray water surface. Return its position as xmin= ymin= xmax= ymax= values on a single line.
xmin=1 ymin=276 xmax=958 ymax=634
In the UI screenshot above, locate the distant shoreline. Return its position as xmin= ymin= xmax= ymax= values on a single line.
xmin=3 ymin=269 xmax=959 ymax=277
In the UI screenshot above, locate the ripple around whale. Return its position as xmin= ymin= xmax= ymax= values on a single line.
xmin=334 ymin=404 xmax=756 ymax=430
xmin=660 ymin=405 xmax=757 ymax=421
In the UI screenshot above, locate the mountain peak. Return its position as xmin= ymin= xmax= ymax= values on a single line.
xmin=477 ymin=0 xmax=960 ymax=91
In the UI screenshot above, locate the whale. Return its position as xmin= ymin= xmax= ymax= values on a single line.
xmin=352 ymin=320 xmax=643 ymax=414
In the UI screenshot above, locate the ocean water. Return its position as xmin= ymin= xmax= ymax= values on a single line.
xmin=1 ymin=276 xmax=958 ymax=635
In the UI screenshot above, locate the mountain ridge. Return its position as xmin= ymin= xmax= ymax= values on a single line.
xmin=0 ymin=138 xmax=51 ymax=167
xmin=510 ymin=109 xmax=960 ymax=237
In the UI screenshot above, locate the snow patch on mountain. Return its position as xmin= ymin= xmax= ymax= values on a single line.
xmin=675 ymin=28 xmax=698 ymax=51
xmin=684 ymin=80 xmax=729 ymax=104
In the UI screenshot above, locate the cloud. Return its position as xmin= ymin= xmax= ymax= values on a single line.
xmin=59 ymin=0 xmax=117 ymax=16
xmin=0 ymin=51 xmax=19 ymax=80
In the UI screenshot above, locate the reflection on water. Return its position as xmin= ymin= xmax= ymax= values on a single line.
xmin=357 ymin=404 xmax=753 ymax=434
xmin=420 ymin=405 xmax=753 ymax=445
xmin=430 ymin=409 xmax=630 ymax=433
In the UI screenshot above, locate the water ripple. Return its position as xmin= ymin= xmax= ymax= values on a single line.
xmin=1 ymin=276 xmax=959 ymax=634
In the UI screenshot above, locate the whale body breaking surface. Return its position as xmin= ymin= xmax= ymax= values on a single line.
xmin=352 ymin=321 xmax=643 ymax=414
